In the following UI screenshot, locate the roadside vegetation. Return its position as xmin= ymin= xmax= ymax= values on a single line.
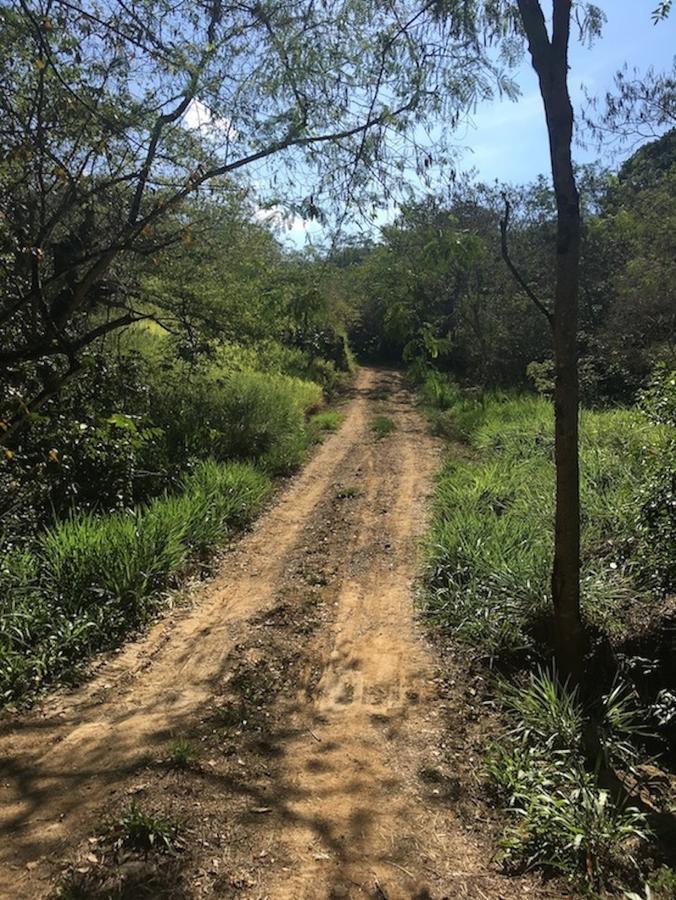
xmin=1 ymin=187 xmax=352 ymax=707
xmin=423 ymin=372 xmax=673 ymax=658
xmin=419 ymin=368 xmax=674 ymax=891
xmin=338 ymin=121 xmax=675 ymax=892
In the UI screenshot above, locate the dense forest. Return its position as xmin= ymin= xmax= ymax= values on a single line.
xmin=0 ymin=0 xmax=674 ymax=898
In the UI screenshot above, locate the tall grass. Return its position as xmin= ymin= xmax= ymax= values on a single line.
xmin=487 ymin=669 xmax=647 ymax=889
xmin=420 ymin=373 xmax=672 ymax=890
xmin=151 ymin=368 xmax=323 ymax=475
xmin=0 ymin=461 xmax=270 ymax=704
xmin=423 ymin=383 xmax=671 ymax=657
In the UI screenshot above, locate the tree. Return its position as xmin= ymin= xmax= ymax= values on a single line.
xmin=512 ymin=2 xmax=673 ymax=680
xmin=510 ymin=0 xmax=594 ymax=680
xmin=583 ymin=59 xmax=676 ymax=149
xmin=0 ymin=0 xmax=515 ymax=444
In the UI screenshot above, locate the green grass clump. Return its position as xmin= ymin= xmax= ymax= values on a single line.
xmin=487 ymin=669 xmax=647 ymax=889
xmin=0 ymin=461 xmax=271 ymax=705
xmin=335 ymin=485 xmax=361 ymax=500
xmin=167 ymin=736 xmax=198 ymax=769
xmin=106 ymin=803 xmax=181 ymax=855
xmin=370 ymin=415 xmax=396 ymax=439
xmin=152 ymin=368 xmax=323 ymax=475
xmin=309 ymin=410 xmax=343 ymax=437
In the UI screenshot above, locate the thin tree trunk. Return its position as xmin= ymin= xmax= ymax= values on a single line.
xmin=517 ymin=0 xmax=585 ymax=681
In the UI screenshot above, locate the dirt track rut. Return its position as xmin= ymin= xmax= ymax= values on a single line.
xmin=0 ymin=369 xmax=562 ymax=899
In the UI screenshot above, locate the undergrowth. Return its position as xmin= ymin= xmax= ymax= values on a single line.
xmin=419 ymin=368 xmax=675 ymax=892
xmin=0 ymin=461 xmax=271 ymax=705
xmin=151 ymin=368 xmax=323 ymax=475
xmin=422 ymin=377 xmax=672 ymax=658
xmin=486 ymin=669 xmax=648 ymax=891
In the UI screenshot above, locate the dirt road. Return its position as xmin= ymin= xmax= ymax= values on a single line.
xmin=0 ymin=369 xmax=561 ymax=899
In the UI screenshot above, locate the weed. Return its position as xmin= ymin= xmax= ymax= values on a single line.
xmin=310 ymin=410 xmax=343 ymax=435
xmin=167 ymin=736 xmax=197 ymax=769
xmin=487 ymin=670 xmax=648 ymax=888
xmin=500 ymin=667 xmax=582 ymax=750
xmin=105 ymin=803 xmax=181 ymax=855
xmin=370 ymin=415 xmax=396 ymax=439
xmin=649 ymin=867 xmax=676 ymax=899
xmin=335 ymin=485 xmax=361 ymax=500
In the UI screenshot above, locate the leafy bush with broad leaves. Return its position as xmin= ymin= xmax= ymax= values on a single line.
xmin=0 ymin=352 xmax=162 ymax=542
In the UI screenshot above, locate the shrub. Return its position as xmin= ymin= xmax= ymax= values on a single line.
xmin=639 ymin=364 xmax=676 ymax=427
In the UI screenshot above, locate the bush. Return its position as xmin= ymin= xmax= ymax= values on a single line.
xmin=151 ymin=368 xmax=322 ymax=474
xmin=0 ymin=461 xmax=271 ymax=705
xmin=639 ymin=364 xmax=676 ymax=427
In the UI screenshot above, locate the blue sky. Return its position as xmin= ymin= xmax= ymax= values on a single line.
xmin=281 ymin=2 xmax=675 ymax=246
xmin=461 ymin=1 xmax=675 ymax=184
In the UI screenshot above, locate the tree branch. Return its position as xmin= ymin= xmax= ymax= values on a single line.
xmin=0 ymin=361 xmax=83 ymax=447
xmin=499 ymin=193 xmax=553 ymax=327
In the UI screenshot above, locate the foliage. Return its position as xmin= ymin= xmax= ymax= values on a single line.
xmin=648 ymin=867 xmax=676 ymax=899
xmin=422 ymin=374 xmax=672 ymax=658
xmin=639 ymin=364 xmax=676 ymax=427
xmin=370 ymin=415 xmax=396 ymax=439
xmin=345 ymin=188 xmax=550 ymax=382
xmin=150 ymin=367 xmax=322 ymax=476
xmin=310 ymin=411 xmax=344 ymax=435
xmin=632 ymin=365 xmax=676 ymax=596
xmin=583 ymin=59 xmax=675 ymax=146
xmin=340 ymin=134 xmax=675 ymax=403
xmin=0 ymin=461 xmax=270 ymax=705
xmin=167 ymin=736 xmax=198 ymax=770
xmin=0 ymin=0 xmax=523 ymax=443
xmin=105 ymin=803 xmax=181 ymax=855
xmin=487 ymin=670 xmax=647 ymax=888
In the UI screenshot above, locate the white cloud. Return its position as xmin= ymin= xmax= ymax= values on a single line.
xmin=182 ymin=98 xmax=236 ymax=141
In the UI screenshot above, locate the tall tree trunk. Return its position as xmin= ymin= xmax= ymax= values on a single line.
xmin=517 ymin=0 xmax=585 ymax=681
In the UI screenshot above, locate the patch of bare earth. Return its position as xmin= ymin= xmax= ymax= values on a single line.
xmin=0 ymin=369 xmax=568 ymax=899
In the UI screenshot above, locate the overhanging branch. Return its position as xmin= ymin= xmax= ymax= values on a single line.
xmin=499 ymin=193 xmax=553 ymax=327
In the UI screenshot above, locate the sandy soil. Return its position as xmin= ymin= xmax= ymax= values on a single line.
xmin=0 ymin=369 xmax=567 ymax=899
